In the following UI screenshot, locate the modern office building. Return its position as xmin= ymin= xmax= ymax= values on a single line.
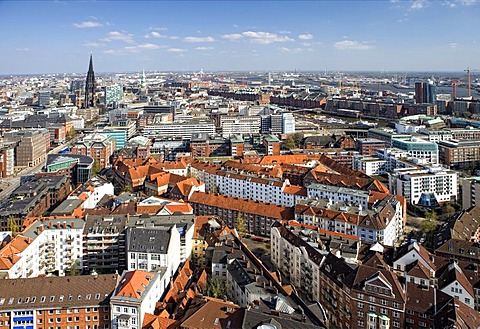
xmin=391 ymin=137 xmax=439 ymax=164
xmin=38 ymin=90 xmax=51 ymax=107
xmin=220 ymin=116 xmax=261 ymax=137
xmin=104 ymin=85 xmax=123 ymax=106
xmin=4 ymin=129 xmax=50 ymax=167
xmin=142 ymin=119 xmax=215 ymax=139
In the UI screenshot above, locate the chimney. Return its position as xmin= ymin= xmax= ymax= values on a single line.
xmin=71 ymin=221 xmax=75 ymax=228
xmin=62 ymin=221 xmax=67 ymax=229
xmin=48 ymin=222 xmax=53 ymax=229
xmin=39 ymin=224 xmax=44 ymax=232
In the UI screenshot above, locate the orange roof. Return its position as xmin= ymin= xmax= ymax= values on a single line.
xmin=282 ymin=185 xmax=307 ymax=196
xmin=163 ymin=203 xmax=193 ymax=214
xmin=116 ymin=270 xmax=154 ymax=299
xmin=259 ymin=154 xmax=319 ymax=166
xmin=189 ymin=192 xmax=294 ymax=221
xmin=142 ymin=313 xmax=177 ymax=329
xmin=0 ymin=235 xmax=34 ymax=269
xmin=193 ymin=216 xmax=212 ymax=239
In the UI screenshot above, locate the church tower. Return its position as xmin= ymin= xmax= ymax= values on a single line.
xmin=84 ymin=54 xmax=96 ymax=108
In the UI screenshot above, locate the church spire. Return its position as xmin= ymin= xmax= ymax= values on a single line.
xmin=85 ymin=53 xmax=96 ymax=108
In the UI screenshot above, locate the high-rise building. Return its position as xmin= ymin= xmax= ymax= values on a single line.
xmin=38 ymin=90 xmax=50 ymax=107
xmin=84 ymin=54 xmax=96 ymax=108
xmin=104 ymin=84 xmax=123 ymax=106
xmin=415 ymin=81 xmax=436 ymax=104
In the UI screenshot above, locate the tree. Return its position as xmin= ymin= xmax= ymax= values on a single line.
xmin=207 ymin=277 xmax=228 ymax=299
xmin=66 ymin=128 xmax=75 ymax=141
xmin=235 ymin=213 xmax=248 ymax=239
xmin=440 ymin=203 xmax=456 ymax=217
xmin=92 ymin=160 xmax=102 ymax=176
xmin=284 ymin=137 xmax=295 ymax=150
xmin=7 ymin=216 xmax=20 ymax=237
xmin=122 ymin=184 xmax=134 ymax=193
xmin=293 ymin=132 xmax=304 ymax=147
xmin=66 ymin=260 xmax=81 ymax=276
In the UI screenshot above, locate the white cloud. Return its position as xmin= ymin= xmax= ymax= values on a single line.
xmin=449 ymin=42 xmax=459 ymax=48
xmin=410 ymin=0 xmax=428 ymax=10
xmin=457 ymin=0 xmax=477 ymax=5
xmin=83 ymin=42 xmax=104 ymax=48
xmin=184 ymin=36 xmax=215 ymax=43
xmin=73 ymin=20 xmax=103 ymax=28
xmin=16 ymin=48 xmax=30 ymax=52
xmin=103 ymin=31 xmax=134 ymax=43
xmin=167 ymin=48 xmax=187 ymax=53
xmin=145 ymin=31 xmax=162 ymax=38
xmin=334 ymin=40 xmax=374 ymax=50
xmin=281 ymin=47 xmax=310 ymax=53
xmin=144 ymin=31 xmax=178 ymax=40
xmin=195 ymin=46 xmax=213 ymax=51
xmin=242 ymin=31 xmax=294 ymax=44
xmin=222 ymin=33 xmax=243 ymax=40
xmin=298 ymin=33 xmax=313 ymax=40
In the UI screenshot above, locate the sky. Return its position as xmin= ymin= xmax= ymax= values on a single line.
xmin=0 ymin=0 xmax=479 ymax=74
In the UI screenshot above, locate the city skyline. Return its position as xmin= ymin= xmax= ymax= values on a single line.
xmin=1 ymin=0 xmax=479 ymax=74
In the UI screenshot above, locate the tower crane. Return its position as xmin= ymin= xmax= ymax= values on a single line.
xmin=451 ymin=80 xmax=461 ymax=99
xmin=464 ymin=67 xmax=479 ymax=97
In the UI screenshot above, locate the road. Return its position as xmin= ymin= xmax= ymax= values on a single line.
xmin=0 ymin=142 xmax=73 ymax=201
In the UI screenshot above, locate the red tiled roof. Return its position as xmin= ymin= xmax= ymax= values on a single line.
xmin=189 ymin=192 xmax=294 ymax=220
xmin=116 ymin=270 xmax=154 ymax=299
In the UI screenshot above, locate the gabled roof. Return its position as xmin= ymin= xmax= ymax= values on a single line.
xmin=115 ymin=270 xmax=155 ymax=299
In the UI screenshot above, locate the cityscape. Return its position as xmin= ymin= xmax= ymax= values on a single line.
xmin=1 ymin=1 xmax=480 ymax=329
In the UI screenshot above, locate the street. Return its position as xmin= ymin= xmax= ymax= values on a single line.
xmin=0 ymin=141 xmax=73 ymax=201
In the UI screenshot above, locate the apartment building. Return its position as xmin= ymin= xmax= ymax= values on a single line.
xmin=391 ymin=137 xmax=439 ymax=164
xmin=189 ymin=191 xmax=294 ymax=236
xmin=389 ymin=165 xmax=457 ymax=205
xmin=352 ymin=155 xmax=388 ymax=176
xmin=462 ymin=177 xmax=480 ymax=209
xmin=71 ymin=133 xmax=116 ymax=169
xmin=126 ymin=226 xmax=181 ymax=283
xmin=270 ymin=222 xmax=323 ymax=302
xmin=0 ymin=142 xmax=16 ymax=177
xmin=110 ymin=270 xmax=164 ymax=329
xmin=438 ymin=139 xmax=480 ymax=169
xmin=0 ymin=274 xmax=117 ymax=329
xmin=83 ymin=215 xmax=128 ymax=274
xmin=0 ymin=217 xmax=85 ymax=279
xmin=295 ymin=195 xmax=403 ymax=246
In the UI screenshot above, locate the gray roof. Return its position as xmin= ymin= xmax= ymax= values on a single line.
xmin=51 ymin=199 xmax=84 ymax=216
xmin=0 ymin=274 xmax=118 ymax=310
xmin=127 ymin=227 xmax=171 ymax=253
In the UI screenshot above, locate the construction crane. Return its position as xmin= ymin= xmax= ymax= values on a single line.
xmin=451 ymin=80 xmax=461 ymax=99
xmin=464 ymin=67 xmax=479 ymax=97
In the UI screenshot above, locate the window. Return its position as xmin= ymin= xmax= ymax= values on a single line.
xmin=392 ymin=301 xmax=400 ymax=309
xmin=393 ymin=311 xmax=400 ymax=318
xmin=357 ymin=302 xmax=364 ymax=309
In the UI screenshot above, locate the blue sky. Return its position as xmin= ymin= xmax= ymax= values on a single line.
xmin=0 ymin=0 xmax=479 ymax=74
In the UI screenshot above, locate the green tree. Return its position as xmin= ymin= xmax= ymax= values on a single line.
xmin=440 ymin=203 xmax=456 ymax=217
xmin=122 ymin=184 xmax=134 ymax=193
xmin=420 ymin=212 xmax=438 ymax=233
xmin=66 ymin=260 xmax=81 ymax=276
xmin=235 ymin=213 xmax=248 ymax=238
xmin=66 ymin=128 xmax=75 ymax=141
xmin=284 ymin=137 xmax=295 ymax=150
xmin=207 ymin=277 xmax=228 ymax=299
xmin=7 ymin=217 xmax=20 ymax=237
xmin=92 ymin=160 xmax=102 ymax=176
xmin=293 ymin=132 xmax=304 ymax=147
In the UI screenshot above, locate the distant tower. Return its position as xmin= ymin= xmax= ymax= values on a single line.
xmin=85 ymin=54 xmax=96 ymax=108
xmin=141 ymin=68 xmax=146 ymax=87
